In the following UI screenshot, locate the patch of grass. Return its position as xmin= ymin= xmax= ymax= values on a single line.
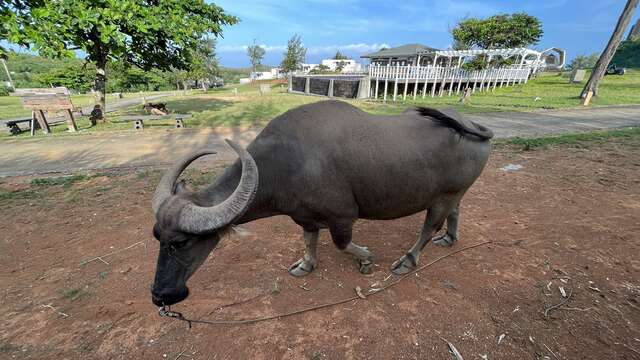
xmin=0 ymin=188 xmax=41 ymax=201
xmin=30 ymin=174 xmax=93 ymax=188
xmin=500 ymin=127 xmax=640 ymax=150
xmin=2 ymin=70 xmax=637 ymax=139
xmin=98 ymin=270 xmax=110 ymax=280
xmin=61 ymin=287 xmax=90 ymax=301
xmin=399 ymin=69 xmax=640 ymax=112
xmin=0 ymin=341 xmax=18 ymax=353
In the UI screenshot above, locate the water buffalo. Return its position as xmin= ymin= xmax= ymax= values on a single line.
xmin=150 ymin=100 xmax=492 ymax=306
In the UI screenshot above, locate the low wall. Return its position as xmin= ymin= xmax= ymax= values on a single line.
xmin=289 ymin=75 xmax=369 ymax=99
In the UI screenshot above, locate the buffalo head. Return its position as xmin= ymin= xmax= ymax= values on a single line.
xmin=150 ymin=140 xmax=258 ymax=306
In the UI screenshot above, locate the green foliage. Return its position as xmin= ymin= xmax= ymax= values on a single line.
xmin=308 ymin=64 xmax=332 ymax=74
xmin=4 ymin=0 xmax=237 ymax=108
xmin=280 ymin=34 xmax=306 ymax=74
xmin=186 ymin=37 xmax=220 ymax=88
xmin=611 ymin=40 xmax=640 ymax=68
xmin=31 ymin=174 xmax=92 ymax=187
xmin=5 ymin=1 xmax=237 ymax=69
xmin=452 ymin=13 xmax=543 ymax=49
xmin=246 ymin=39 xmax=266 ymax=72
xmin=333 ymin=51 xmax=349 ymax=60
xmin=0 ymin=84 xmax=11 ymax=96
xmin=569 ymin=53 xmax=600 ymax=70
xmin=34 ymin=64 xmax=95 ymax=92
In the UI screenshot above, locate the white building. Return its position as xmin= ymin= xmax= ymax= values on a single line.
xmin=321 ymin=59 xmax=363 ymax=73
xmin=300 ymin=63 xmax=319 ymax=73
xmin=250 ymin=67 xmax=285 ymax=81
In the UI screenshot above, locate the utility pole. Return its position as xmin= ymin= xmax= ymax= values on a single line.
xmin=581 ymin=0 xmax=639 ymax=104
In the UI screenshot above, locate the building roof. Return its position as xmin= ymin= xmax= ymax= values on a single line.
xmin=361 ymin=44 xmax=439 ymax=58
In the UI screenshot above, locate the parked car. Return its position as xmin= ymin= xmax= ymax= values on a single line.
xmin=606 ymin=65 xmax=626 ymax=75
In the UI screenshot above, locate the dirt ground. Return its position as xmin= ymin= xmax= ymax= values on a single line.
xmin=1 ymin=139 xmax=639 ymax=360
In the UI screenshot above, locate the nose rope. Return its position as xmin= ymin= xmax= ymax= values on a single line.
xmin=156 ymin=241 xmax=492 ymax=328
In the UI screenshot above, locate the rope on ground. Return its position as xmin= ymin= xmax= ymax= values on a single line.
xmin=158 ymin=240 xmax=493 ymax=327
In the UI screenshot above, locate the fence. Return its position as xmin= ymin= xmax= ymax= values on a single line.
xmin=368 ymin=65 xmax=532 ymax=102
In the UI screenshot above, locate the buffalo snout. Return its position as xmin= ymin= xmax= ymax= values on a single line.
xmin=151 ymin=286 xmax=189 ymax=306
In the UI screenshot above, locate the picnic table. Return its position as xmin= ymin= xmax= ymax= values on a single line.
xmin=8 ymin=87 xmax=79 ymax=135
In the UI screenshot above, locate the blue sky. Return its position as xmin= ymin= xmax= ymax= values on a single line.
xmin=2 ymin=1 xmax=638 ymax=68
xmin=213 ymin=0 xmax=640 ymax=67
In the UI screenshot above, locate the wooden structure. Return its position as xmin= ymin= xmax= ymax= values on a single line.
xmin=11 ymin=87 xmax=78 ymax=134
xmin=117 ymin=114 xmax=192 ymax=131
xmin=367 ymin=47 xmax=565 ymax=102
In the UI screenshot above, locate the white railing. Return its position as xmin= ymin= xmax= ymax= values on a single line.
xmin=368 ymin=64 xmax=531 ymax=83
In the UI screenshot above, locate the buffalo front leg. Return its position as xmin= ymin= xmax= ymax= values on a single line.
xmin=432 ymin=202 xmax=459 ymax=247
xmin=329 ymin=220 xmax=375 ymax=274
xmin=391 ymin=200 xmax=455 ymax=275
xmin=289 ymin=230 xmax=319 ymax=277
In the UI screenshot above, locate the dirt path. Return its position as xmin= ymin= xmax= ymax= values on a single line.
xmin=0 ymin=139 xmax=638 ymax=359
xmin=0 ymin=105 xmax=638 ymax=177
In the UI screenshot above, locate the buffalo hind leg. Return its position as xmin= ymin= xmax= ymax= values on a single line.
xmin=391 ymin=199 xmax=456 ymax=275
xmin=432 ymin=202 xmax=459 ymax=247
xmin=289 ymin=229 xmax=319 ymax=277
xmin=329 ymin=221 xmax=375 ymax=274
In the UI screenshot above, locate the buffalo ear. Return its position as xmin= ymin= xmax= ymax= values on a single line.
xmin=174 ymin=180 xmax=188 ymax=194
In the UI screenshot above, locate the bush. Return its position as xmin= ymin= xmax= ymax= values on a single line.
xmin=0 ymin=84 xmax=12 ymax=96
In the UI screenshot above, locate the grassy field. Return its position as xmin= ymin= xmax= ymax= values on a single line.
xmin=402 ymin=68 xmax=640 ymax=112
xmin=0 ymin=91 xmax=173 ymax=120
xmin=1 ymin=69 xmax=638 ymax=138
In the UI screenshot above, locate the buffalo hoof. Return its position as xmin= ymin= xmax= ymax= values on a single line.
xmin=359 ymin=259 xmax=374 ymax=274
xmin=288 ymin=258 xmax=316 ymax=277
xmin=432 ymin=234 xmax=456 ymax=247
xmin=391 ymin=254 xmax=416 ymax=275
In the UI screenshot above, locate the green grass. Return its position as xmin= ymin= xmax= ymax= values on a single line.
xmin=0 ymin=90 xmax=174 ymax=120
xmin=500 ymin=127 xmax=640 ymax=150
xmin=1 ymin=70 xmax=638 ymax=138
xmin=396 ymin=69 xmax=640 ymax=112
xmin=0 ymin=188 xmax=41 ymax=202
xmin=30 ymin=174 xmax=93 ymax=188
xmin=61 ymin=287 xmax=90 ymax=301
xmin=0 ymin=94 xmax=97 ymax=120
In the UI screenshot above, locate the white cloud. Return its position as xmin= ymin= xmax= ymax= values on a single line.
xmin=218 ymin=43 xmax=390 ymax=55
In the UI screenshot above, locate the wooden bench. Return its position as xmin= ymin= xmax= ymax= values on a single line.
xmin=10 ymin=87 xmax=79 ymax=135
xmin=117 ymin=114 xmax=192 ymax=130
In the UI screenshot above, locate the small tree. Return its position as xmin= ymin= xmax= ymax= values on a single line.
xmin=246 ymin=39 xmax=266 ymax=75
xmin=188 ymin=37 xmax=220 ymax=90
xmin=452 ymin=13 xmax=543 ymax=49
xmin=4 ymin=0 xmax=237 ymax=115
xmin=568 ymin=53 xmax=600 ymax=70
xmin=280 ymin=34 xmax=306 ymax=74
xmin=333 ymin=51 xmax=348 ymax=60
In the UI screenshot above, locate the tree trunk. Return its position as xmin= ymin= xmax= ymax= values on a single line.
xmin=581 ymin=0 xmax=639 ymax=99
xmin=95 ymin=58 xmax=107 ymax=120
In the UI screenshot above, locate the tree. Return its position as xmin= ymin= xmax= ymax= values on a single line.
xmin=246 ymin=39 xmax=265 ymax=75
xmin=452 ymin=13 xmax=543 ymax=49
xmin=280 ymin=34 xmax=306 ymax=74
xmin=581 ymin=0 xmax=639 ymax=99
xmin=187 ymin=37 xmax=220 ymax=90
xmin=611 ymin=39 xmax=640 ymax=67
xmin=568 ymin=53 xmax=600 ymax=70
xmin=333 ymin=50 xmax=348 ymax=60
xmin=4 ymin=0 xmax=237 ymax=115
